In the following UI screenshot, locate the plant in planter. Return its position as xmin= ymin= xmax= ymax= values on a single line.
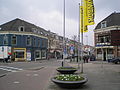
xmin=51 ymin=74 xmax=88 ymax=89
xmin=56 ymin=66 xmax=77 ymax=74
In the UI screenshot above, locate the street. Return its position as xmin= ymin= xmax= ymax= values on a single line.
xmin=0 ymin=60 xmax=120 ymax=90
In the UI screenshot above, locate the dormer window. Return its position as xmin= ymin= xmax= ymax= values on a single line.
xmin=101 ymin=21 xmax=107 ymax=28
xmin=19 ymin=26 xmax=24 ymax=32
xmin=40 ymin=32 xmax=43 ymax=35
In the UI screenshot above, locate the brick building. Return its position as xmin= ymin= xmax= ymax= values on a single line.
xmin=94 ymin=12 xmax=120 ymax=60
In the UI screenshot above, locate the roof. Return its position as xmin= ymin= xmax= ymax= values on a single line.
xmin=0 ymin=18 xmax=48 ymax=35
xmin=95 ymin=12 xmax=120 ymax=30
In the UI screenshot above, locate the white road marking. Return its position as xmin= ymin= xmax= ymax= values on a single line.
xmin=33 ymin=74 xmax=38 ymax=76
xmin=13 ymin=81 xmax=20 ymax=84
xmin=0 ymin=66 xmax=23 ymax=72
xmin=0 ymin=66 xmax=23 ymax=70
xmin=0 ymin=68 xmax=17 ymax=72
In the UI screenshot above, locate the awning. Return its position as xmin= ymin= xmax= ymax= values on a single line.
xmin=95 ymin=46 xmax=114 ymax=49
xmin=49 ymin=50 xmax=54 ymax=53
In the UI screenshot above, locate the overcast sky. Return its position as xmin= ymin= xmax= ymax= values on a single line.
xmin=0 ymin=0 xmax=120 ymax=46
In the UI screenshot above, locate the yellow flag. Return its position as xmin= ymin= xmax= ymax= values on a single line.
xmin=80 ymin=5 xmax=88 ymax=33
xmin=83 ymin=0 xmax=95 ymax=25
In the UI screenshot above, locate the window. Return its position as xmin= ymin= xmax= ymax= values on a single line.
xmin=42 ymin=40 xmax=47 ymax=46
xmin=19 ymin=26 xmax=24 ymax=32
xmin=35 ymin=51 xmax=40 ymax=58
xmin=12 ymin=36 xmax=17 ymax=45
xmin=3 ymin=35 xmax=8 ymax=45
xmin=105 ymin=36 xmax=110 ymax=42
xmin=33 ymin=38 xmax=36 ymax=46
xmin=41 ymin=50 xmax=46 ymax=58
xmin=26 ymin=36 xmax=31 ymax=46
xmin=101 ymin=21 xmax=107 ymax=28
xmin=16 ymin=52 xmax=24 ymax=58
xmin=38 ymin=39 xmax=40 ymax=46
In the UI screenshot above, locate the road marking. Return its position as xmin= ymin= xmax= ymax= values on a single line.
xmin=13 ymin=81 xmax=20 ymax=84
xmin=0 ymin=68 xmax=17 ymax=72
xmin=0 ymin=66 xmax=23 ymax=72
xmin=33 ymin=74 xmax=38 ymax=76
xmin=0 ymin=66 xmax=23 ymax=70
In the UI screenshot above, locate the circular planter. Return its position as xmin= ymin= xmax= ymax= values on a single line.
xmin=56 ymin=67 xmax=77 ymax=74
xmin=51 ymin=76 xmax=88 ymax=89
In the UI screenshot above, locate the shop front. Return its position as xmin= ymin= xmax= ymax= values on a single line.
xmin=95 ymin=46 xmax=114 ymax=61
xmin=13 ymin=48 xmax=26 ymax=61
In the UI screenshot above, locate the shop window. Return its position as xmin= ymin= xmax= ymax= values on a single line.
xmin=97 ymin=49 xmax=102 ymax=54
xmin=15 ymin=52 xmax=24 ymax=58
xmin=35 ymin=51 xmax=40 ymax=58
xmin=26 ymin=36 xmax=31 ymax=46
xmin=41 ymin=50 xmax=46 ymax=58
xmin=11 ymin=36 xmax=17 ymax=45
xmin=3 ymin=35 xmax=8 ymax=45
xmin=107 ymin=49 xmax=113 ymax=54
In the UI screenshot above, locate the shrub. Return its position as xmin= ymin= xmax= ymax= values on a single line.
xmin=54 ymin=74 xmax=84 ymax=81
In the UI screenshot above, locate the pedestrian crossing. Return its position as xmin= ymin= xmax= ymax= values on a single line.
xmin=0 ymin=66 xmax=23 ymax=72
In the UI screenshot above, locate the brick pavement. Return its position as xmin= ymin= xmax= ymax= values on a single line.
xmin=46 ymin=61 xmax=120 ymax=90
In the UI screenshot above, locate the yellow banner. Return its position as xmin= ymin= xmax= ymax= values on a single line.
xmin=83 ymin=0 xmax=95 ymax=25
xmin=80 ymin=5 xmax=88 ymax=33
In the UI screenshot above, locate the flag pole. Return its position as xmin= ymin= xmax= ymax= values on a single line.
xmin=81 ymin=0 xmax=84 ymax=73
xmin=63 ymin=0 xmax=66 ymax=66
xmin=78 ymin=3 xmax=80 ymax=72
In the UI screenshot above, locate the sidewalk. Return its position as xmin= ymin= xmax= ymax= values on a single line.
xmin=46 ymin=61 xmax=120 ymax=90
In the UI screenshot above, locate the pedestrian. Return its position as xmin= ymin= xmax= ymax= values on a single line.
xmin=83 ymin=56 xmax=86 ymax=63
xmin=5 ymin=58 xmax=8 ymax=63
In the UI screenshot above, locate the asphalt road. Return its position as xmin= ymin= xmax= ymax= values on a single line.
xmin=0 ymin=60 xmax=120 ymax=90
xmin=0 ymin=59 xmax=62 ymax=90
xmin=0 ymin=59 xmax=62 ymax=74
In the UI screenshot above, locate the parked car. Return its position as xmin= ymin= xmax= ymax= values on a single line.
xmin=107 ymin=57 xmax=120 ymax=64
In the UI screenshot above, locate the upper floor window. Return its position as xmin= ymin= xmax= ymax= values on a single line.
xmin=3 ymin=35 xmax=8 ymax=45
xmin=19 ymin=26 xmax=24 ymax=32
xmin=11 ymin=35 xmax=17 ymax=45
xmin=33 ymin=38 xmax=36 ymax=46
xmin=26 ymin=36 xmax=31 ymax=46
xmin=101 ymin=21 xmax=107 ymax=28
xmin=38 ymin=39 xmax=40 ymax=46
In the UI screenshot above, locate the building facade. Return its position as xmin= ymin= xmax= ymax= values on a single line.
xmin=94 ymin=12 xmax=120 ymax=60
xmin=0 ymin=18 xmax=48 ymax=61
